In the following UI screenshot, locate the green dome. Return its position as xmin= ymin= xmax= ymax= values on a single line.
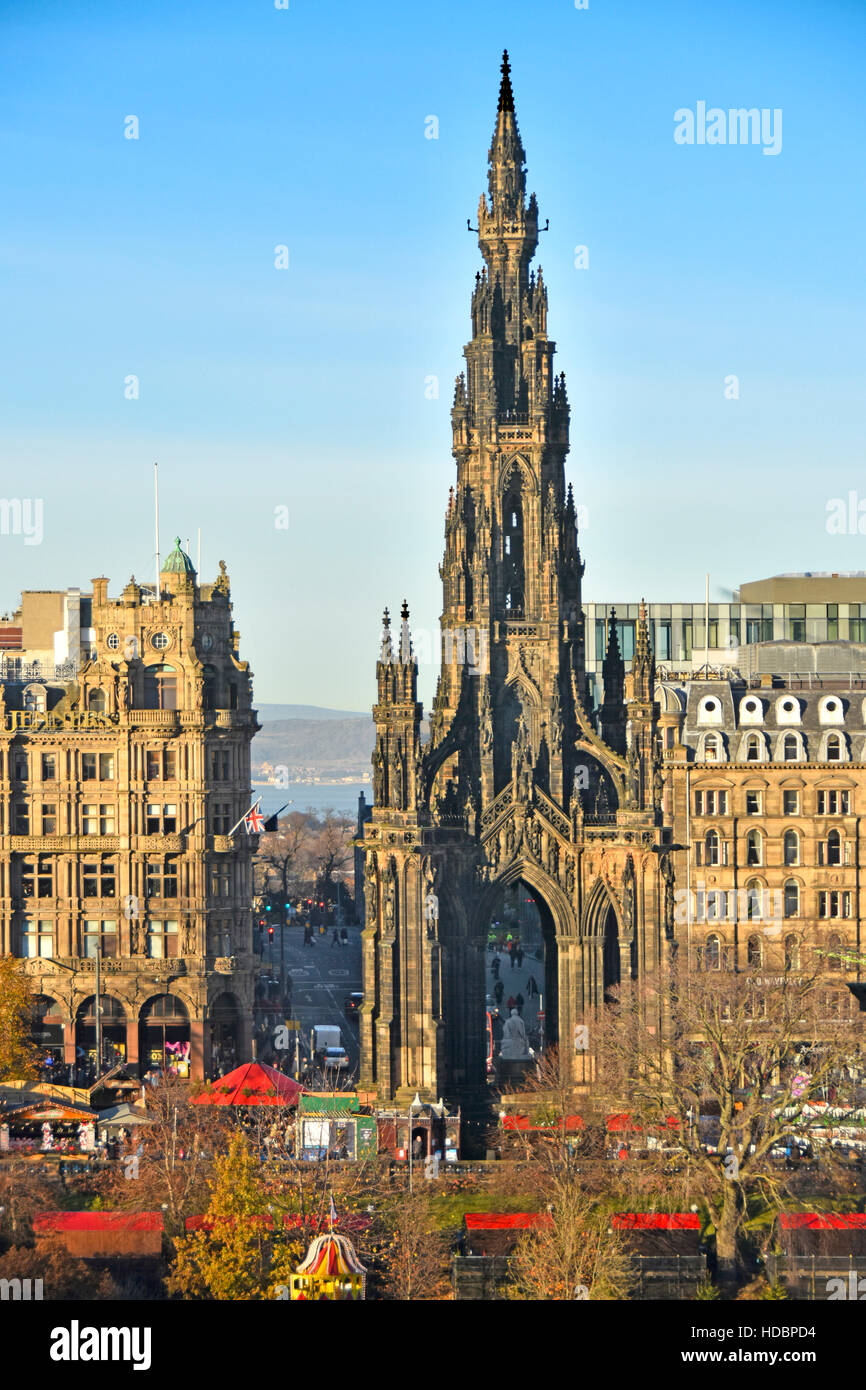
xmin=161 ymin=537 xmax=196 ymax=576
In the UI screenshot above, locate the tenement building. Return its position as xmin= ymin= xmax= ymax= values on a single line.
xmin=0 ymin=541 xmax=259 ymax=1080
xmin=359 ymin=55 xmax=676 ymax=1125
xmin=660 ymin=656 xmax=866 ymax=996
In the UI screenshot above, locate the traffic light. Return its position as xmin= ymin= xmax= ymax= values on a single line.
xmin=265 ymin=903 xmax=272 ymax=912
xmin=268 ymin=926 xmax=274 ymax=940
xmin=258 ymin=918 xmax=266 ymax=928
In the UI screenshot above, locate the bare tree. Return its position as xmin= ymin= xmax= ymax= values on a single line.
xmin=590 ymin=944 xmax=866 ymax=1285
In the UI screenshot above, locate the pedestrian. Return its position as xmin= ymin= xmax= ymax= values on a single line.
xmin=506 ymin=994 xmax=516 ymax=1012
xmin=516 ymin=947 xmax=524 ymax=968
xmin=331 ymin=929 xmax=340 ymax=947
xmin=340 ymin=927 xmax=349 ymax=946
xmin=515 ymin=992 xmax=524 ymax=1016
xmin=494 ymin=979 xmax=504 ymax=1006
xmin=510 ymin=947 xmax=517 ymax=970
xmin=491 ymin=955 xmax=500 ymax=980
xmin=526 ymin=974 xmax=538 ymax=998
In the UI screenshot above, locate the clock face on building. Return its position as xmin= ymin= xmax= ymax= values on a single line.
xmin=106 ymin=633 xmax=120 ymax=650
xmin=199 ymin=633 xmax=214 ymax=652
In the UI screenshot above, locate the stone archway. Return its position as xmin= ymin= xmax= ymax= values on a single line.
xmin=581 ymin=877 xmax=626 ymax=1005
xmin=30 ymin=995 xmax=65 ymax=1075
xmin=139 ymin=993 xmax=191 ymax=1079
xmin=471 ymin=860 xmax=576 ymax=1087
xmin=75 ymin=994 xmax=127 ymax=1077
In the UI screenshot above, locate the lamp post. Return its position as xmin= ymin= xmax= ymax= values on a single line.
xmin=407 ymin=1092 xmax=422 ymax=1193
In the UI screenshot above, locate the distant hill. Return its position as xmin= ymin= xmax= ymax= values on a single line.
xmin=255 ymin=703 xmax=367 ymax=722
xmin=251 ymin=712 xmax=430 ymax=781
xmin=252 ymin=716 xmax=374 ymax=780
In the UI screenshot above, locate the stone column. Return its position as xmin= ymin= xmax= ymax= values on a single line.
xmin=125 ymin=1014 xmax=140 ymax=1075
xmin=190 ymin=1018 xmax=205 ymax=1081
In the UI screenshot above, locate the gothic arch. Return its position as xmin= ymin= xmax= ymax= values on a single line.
xmin=472 ymin=856 xmax=577 ymax=941
xmin=581 ymin=876 xmax=622 ymax=940
xmin=497 ymin=453 xmax=538 ymax=496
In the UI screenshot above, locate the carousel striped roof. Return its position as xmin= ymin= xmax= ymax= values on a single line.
xmin=296 ymin=1232 xmax=366 ymax=1277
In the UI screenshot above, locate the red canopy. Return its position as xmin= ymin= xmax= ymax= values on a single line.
xmin=780 ymin=1212 xmax=866 ymax=1231
xmin=464 ymin=1213 xmax=554 ymax=1231
xmin=191 ymin=1062 xmax=303 ymax=1107
xmin=613 ymin=1213 xmax=700 ymax=1231
xmin=35 ymin=1212 xmax=163 ymax=1234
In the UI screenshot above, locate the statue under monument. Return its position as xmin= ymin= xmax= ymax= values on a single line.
xmin=499 ymin=1008 xmax=529 ymax=1061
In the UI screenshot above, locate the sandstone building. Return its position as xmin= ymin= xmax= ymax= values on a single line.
xmin=0 ymin=542 xmax=259 ymax=1080
xmin=662 ymin=668 xmax=866 ymax=999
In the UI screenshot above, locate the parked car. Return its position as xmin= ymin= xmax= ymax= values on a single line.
xmin=323 ymin=1046 xmax=350 ymax=1071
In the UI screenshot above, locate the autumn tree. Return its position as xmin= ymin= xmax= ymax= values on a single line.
xmin=508 ymin=1185 xmax=634 ymax=1301
xmin=0 ymin=955 xmax=38 ymax=1081
xmin=591 ymin=945 xmax=866 ymax=1285
xmin=167 ymin=1132 xmax=305 ymax=1300
xmin=363 ymin=1180 xmax=451 ymax=1301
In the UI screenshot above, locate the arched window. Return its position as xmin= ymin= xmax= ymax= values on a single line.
xmin=746 ymin=829 xmax=762 ymax=866
xmin=704 ymin=733 xmax=720 ymax=762
xmin=783 ymin=829 xmax=800 ymax=866
xmin=503 ymin=488 xmax=525 ymax=618
xmin=747 ymin=934 xmax=763 ymax=968
xmin=827 ymin=933 xmax=843 ymax=971
xmin=705 ymin=934 xmax=721 ymax=971
xmin=783 ymin=733 xmax=799 ymax=762
xmin=784 ymin=933 xmax=800 ymax=970
xmin=203 ymin=665 xmax=218 ymax=711
xmin=745 ymin=880 xmax=762 ymax=921
xmin=826 ymin=733 xmax=842 ymax=763
xmin=88 ymin=688 xmax=107 ymax=713
xmin=827 ymin=828 xmax=842 ymax=866
xmin=705 ymin=829 xmax=720 ymax=866
xmin=746 ymin=734 xmax=761 ymax=763
xmin=784 ymin=880 xmax=800 ymax=919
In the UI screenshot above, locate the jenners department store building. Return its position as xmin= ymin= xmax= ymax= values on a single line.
xmin=0 ymin=542 xmax=259 ymax=1080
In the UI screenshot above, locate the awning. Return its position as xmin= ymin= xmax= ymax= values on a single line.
xmin=191 ymin=1062 xmax=303 ymax=1107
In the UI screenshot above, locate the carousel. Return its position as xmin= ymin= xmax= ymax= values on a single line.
xmin=290 ymin=1231 xmax=366 ymax=1301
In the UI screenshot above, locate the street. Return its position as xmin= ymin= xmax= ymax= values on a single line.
xmin=259 ymin=920 xmax=363 ymax=1077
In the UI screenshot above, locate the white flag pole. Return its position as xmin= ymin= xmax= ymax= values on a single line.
xmin=228 ymin=795 xmax=262 ymax=838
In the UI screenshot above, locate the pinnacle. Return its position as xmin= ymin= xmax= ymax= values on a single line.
xmin=498 ymin=49 xmax=514 ymax=113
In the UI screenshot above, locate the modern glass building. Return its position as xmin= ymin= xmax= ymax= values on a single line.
xmin=584 ymin=574 xmax=866 ymax=707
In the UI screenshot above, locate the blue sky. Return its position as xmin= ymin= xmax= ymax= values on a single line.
xmin=2 ymin=0 xmax=865 ymax=710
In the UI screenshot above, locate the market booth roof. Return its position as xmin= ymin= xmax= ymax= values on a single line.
xmin=191 ymin=1062 xmax=303 ymax=1107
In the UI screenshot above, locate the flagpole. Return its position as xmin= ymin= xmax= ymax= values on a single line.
xmin=228 ymin=795 xmax=262 ymax=839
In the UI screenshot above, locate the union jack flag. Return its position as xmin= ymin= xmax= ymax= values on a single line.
xmin=245 ymin=808 xmax=265 ymax=834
